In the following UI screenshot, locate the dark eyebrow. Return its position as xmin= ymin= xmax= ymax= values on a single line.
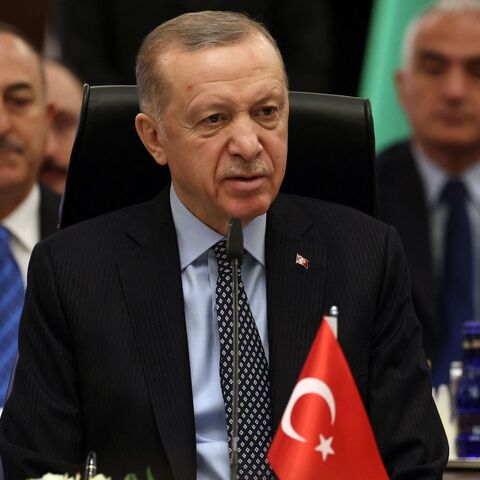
xmin=417 ymin=50 xmax=447 ymax=63
xmin=5 ymin=82 xmax=35 ymax=95
xmin=417 ymin=49 xmax=480 ymax=66
xmin=466 ymin=57 xmax=480 ymax=67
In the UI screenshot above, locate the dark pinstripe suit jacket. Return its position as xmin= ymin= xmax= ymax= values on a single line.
xmin=376 ymin=141 xmax=439 ymax=366
xmin=0 ymin=189 xmax=448 ymax=479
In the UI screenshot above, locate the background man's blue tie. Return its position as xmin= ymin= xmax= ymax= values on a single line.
xmin=433 ymin=178 xmax=475 ymax=387
xmin=0 ymin=226 xmax=24 ymax=406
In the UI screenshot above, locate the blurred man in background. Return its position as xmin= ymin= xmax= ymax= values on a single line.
xmin=377 ymin=0 xmax=480 ymax=388
xmin=0 ymin=22 xmax=60 ymax=408
xmin=39 ymin=59 xmax=82 ymax=194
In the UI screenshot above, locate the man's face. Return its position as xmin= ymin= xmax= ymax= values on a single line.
xmin=396 ymin=12 xmax=480 ymax=158
xmin=41 ymin=61 xmax=82 ymax=194
xmin=137 ymin=35 xmax=288 ymax=234
xmin=0 ymin=33 xmax=50 ymax=203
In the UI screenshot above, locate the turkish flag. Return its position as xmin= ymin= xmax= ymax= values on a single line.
xmin=268 ymin=317 xmax=388 ymax=479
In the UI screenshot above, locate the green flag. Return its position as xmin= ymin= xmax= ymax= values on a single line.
xmin=359 ymin=0 xmax=432 ymax=153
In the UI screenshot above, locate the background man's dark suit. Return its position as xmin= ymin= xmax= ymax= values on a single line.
xmin=0 ymin=184 xmax=60 ymax=404
xmin=376 ymin=141 xmax=439 ymax=365
xmin=39 ymin=183 xmax=61 ymax=238
xmin=0 ymin=188 xmax=447 ymax=479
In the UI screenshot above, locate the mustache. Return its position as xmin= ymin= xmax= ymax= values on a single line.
xmin=0 ymin=136 xmax=23 ymax=154
xmin=223 ymin=157 xmax=270 ymax=177
xmin=437 ymin=104 xmax=474 ymax=116
xmin=0 ymin=137 xmax=23 ymax=153
xmin=41 ymin=158 xmax=68 ymax=175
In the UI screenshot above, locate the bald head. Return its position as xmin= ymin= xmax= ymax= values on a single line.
xmin=0 ymin=21 xmax=45 ymax=91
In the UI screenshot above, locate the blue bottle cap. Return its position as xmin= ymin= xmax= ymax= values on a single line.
xmin=463 ymin=321 xmax=480 ymax=336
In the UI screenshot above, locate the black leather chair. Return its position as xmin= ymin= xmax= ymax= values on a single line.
xmin=60 ymin=85 xmax=377 ymax=229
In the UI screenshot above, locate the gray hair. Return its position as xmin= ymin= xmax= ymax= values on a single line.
xmin=136 ymin=10 xmax=288 ymax=121
xmin=400 ymin=0 xmax=480 ymax=68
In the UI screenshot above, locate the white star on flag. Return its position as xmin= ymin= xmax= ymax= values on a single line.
xmin=315 ymin=434 xmax=335 ymax=461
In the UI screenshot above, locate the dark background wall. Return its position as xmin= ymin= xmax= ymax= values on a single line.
xmin=1 ymin=0 xmax=373 ymax=96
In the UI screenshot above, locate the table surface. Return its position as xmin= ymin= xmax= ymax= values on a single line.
xmin=444 ymin=472 xmax=480 ymax=479
xmin=444 ymin=458 xmax=480 ymax=478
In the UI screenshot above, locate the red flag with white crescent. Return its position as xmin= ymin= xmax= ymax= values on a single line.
xmin=268 ymin=317 xmax=389 ymax=479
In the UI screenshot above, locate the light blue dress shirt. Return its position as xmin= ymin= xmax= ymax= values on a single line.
xmin=413 ymin=143 xmax=480 ymax=319
xmin=169 ymin=186 xmax=268 ymax=480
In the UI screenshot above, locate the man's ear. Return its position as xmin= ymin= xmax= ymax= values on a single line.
xmin=135 ymin=112 xmax=167 ymax=166
xmin=394 ymin=69 xmax=407 ymax=110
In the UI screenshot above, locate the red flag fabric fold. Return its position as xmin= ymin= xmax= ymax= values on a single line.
xmin=268 ymin=318 xmax=389 ymax=479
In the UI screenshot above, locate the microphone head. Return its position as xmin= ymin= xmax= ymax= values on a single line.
xmin=226 ymin=218 xmax=244 ymax=263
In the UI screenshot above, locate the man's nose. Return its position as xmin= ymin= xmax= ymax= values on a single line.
xmin=227 ymin=117 xmax=263 ymax=161
xmin=0 ymin=103 xmax=13 ymax=135
xmin=45 ymin=131 xmax=58 ymax=161
xmin=442 ymin=67 xmax=468 ymax=101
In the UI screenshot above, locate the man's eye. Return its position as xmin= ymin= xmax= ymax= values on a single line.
xmin=467 ymin=61 xmax=480 ymax=79
xmin=205 ymin=113 xmax=222 ymax=124
xmin=53 ymin=112 xmax=78 ymax=132
xmin=418 ymin=58 xmax=446 ymax=75
xmin=8 ymin=96 xmax=33 ymax=108
xmin=258 ymin=106 xmax=277 ymax=117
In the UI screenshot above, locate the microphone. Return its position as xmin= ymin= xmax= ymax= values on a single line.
xmin=226 ymin=218 xmax=244 ymax=480
xmin=226 ymin=218 xmax=244 ymax=264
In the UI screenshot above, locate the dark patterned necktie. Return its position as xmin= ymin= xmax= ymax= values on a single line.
xmin=0 ymin=226 xmax=24 ymax=405
xmin=214 ymin=239 xmax=273 ymax=479
xmin=433 ymin=178 xmax=475 ymax=387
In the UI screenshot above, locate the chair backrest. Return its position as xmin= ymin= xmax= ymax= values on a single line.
xmin=60 ymin=85 xmax=376 ymax=229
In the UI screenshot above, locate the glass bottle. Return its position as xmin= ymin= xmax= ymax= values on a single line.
xmin=456 ymin=321 xmax=480 ymax=458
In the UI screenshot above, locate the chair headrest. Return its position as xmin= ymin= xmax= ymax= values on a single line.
xmin=60 ymin=85 xmax=376 ymax=228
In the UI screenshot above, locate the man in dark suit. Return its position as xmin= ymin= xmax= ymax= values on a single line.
xmin=0 ymin=11 xmax=447 ymax=479
xmin=377 ymin=0 xmax=480 ymax=388
xmin=0 ymin=22 xmax=60 ymax=408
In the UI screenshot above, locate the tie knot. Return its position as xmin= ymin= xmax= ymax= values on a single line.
xmin=213 ymin=239 xmax=230 ymax=275
xmin=441 ymin=178 xmax=468 ymax=207
xmin=0 ymin=225 xmax=9 ymax=242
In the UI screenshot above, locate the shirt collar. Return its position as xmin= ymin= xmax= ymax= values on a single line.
xmin=170 ymin=185 xmax=266 ymax=269
xmin=412 ymin=143 xmax=448 ymax=207
xmin=412 ymin=142 xmax=480 ymax=207
xmin=2 ymin=183 xmax=40 ymax=251
xmin=463 ymin=161 xmax=480 ymax=210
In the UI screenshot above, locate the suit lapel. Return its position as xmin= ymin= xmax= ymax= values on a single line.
xmin=116 ymin=190 xmax=196 ymax=480
xmin=266 ymin=195 xmax=327 ymax=428
xmin=379 ymin=143 xmax=438 ymax=359
xmin=114 ymin=191 xmax=328 ymax=472
xmin=390 ymin=145 xmax=436 ymax=303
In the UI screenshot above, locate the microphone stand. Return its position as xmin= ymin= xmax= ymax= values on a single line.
xmin=231 ymin=254 xmax=240 ymax=480
xmin=84 ymin=451 xmax=97 ymax=480
xmin=226 ymin=218 xmax=244 ymax=480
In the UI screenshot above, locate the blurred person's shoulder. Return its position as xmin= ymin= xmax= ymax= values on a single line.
xmin=376 ymin=140 xmax=413 ymax=178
